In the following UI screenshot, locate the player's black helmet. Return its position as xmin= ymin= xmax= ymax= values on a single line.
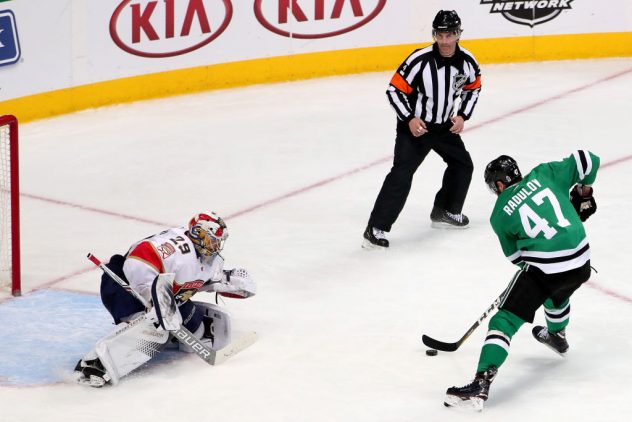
xmin=484 ymin=155 xmax=522 ymax=195
xmin=432 ymin=10 xmax=461 ymax=34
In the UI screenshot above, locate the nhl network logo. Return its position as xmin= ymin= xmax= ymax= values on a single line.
xmin=480 ymin=0 xmax=573 ymax=27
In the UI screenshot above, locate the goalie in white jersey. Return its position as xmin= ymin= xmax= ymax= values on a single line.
xmin=75 ymin=212 xmax=256 ymax=387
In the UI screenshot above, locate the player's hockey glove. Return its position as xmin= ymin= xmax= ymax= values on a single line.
xmin=570 ymin=184 xmax=596 ymax=222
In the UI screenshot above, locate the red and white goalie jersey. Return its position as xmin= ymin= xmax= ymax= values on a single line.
xmin=122 ymin=227 xmax=225 ymax=304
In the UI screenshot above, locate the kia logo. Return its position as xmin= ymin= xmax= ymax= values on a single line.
xmin=110 ymin=0 xmax=233 ymax=58
xmin=254 ymin=0 xmax=386 ymax=39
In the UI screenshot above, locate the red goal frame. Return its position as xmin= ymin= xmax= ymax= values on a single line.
xmin=0 ymin=114 xmax=20 ymax=296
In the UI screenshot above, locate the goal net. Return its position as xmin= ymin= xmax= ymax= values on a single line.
xmin=0 ymin=115 xmax=20 ymax=296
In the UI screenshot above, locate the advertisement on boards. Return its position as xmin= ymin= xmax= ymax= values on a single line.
xmin=0 ymin=9 xmax=20 ymax=67
xmin=253 ymin=0 xmax=387 ymax=39
xmin=78 ymin=1 xmax=400 ymax=83
xmin=479 ymin=0 xmax=573 ymax=28
xmin=109 ymin=0 xmax=233 ymax=58
xmin=0 ymin=0 xmax=630 ymax=105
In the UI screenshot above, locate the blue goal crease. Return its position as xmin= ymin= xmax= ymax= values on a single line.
xmin=0 ymin=289 xmax=115 ymax=386
xmin=0 ymin=289 xmax=188 ymax=387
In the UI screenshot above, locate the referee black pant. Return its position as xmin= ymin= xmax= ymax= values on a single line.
xmin=368 ymin=124 xmax=473 ymax=232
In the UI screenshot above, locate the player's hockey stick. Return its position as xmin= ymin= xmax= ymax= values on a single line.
xmin=87 ymin=253 xmax=218 ymax=365
xmin=422 ymin=290 xmax=506 ymax=352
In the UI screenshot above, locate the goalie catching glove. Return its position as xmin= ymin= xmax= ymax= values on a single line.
xmin=207 ymin=268 xmax=256 ymax=299
xmin=570 ymin=184 xmax=596 ymax=222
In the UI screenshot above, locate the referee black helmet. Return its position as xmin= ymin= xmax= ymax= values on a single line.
xmin=432 ymin=10 xmax=461 ymax=34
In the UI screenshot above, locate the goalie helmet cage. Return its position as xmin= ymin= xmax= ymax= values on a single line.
xmin=0 ymin=115 xmax=20 ymax=296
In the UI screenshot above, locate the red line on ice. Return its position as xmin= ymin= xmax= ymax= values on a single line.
xmin=19 ymin=67 xmax=632 ymax=305
xmin=585 ymin=281 xmax=632 ymax=304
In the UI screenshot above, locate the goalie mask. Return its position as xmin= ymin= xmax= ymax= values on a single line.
xmin=188 ymin=212 xmax=228 ymax=258
xmin=484 ymin=155 xmax=522 ymax=195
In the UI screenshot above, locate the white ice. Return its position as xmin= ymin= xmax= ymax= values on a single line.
xmin=1 ymin=58 xmax=632 ymax=422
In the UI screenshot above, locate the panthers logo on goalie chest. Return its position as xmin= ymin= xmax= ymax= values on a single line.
xmin=173 ymin=280 xmax=205 ymax=303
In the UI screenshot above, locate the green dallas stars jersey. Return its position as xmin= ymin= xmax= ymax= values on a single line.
xmin=490 ymin=150 xmax=600 ymax=274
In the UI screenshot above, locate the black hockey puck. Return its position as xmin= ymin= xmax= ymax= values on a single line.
xmin=426 ymin=348 xmax=438 ymax=356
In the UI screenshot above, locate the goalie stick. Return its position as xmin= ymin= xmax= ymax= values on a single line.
xmin=421 ymin=290 xmax=506 ymax=352
xmin=210 ymin=331 xmax=259 ymax=365
xmin=87 ymin=253 xmax=254 ymax=366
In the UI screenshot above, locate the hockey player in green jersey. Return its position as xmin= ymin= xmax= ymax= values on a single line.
xmin=444 ymin=150 xmax=599 ymax=411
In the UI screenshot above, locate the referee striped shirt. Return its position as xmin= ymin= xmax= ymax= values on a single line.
xmin=387 ymin=43 xmax=481 ymax=126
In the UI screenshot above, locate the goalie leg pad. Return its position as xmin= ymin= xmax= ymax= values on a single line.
xmin=198 ymin=301 xmax=232 ymax=351
xmin=178 ymin=301 xmax=232 ymax=352
xmin=77 ymin=314 xmax=170 ymax=386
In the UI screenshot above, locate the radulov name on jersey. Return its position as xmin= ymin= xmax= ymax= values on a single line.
xmin=480 ymin=0 xmax=573 ymax=27
xmin=503 ymin=179 xmax=542 ymax=216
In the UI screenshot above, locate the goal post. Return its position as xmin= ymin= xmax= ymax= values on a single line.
xmin=0 ymin=114 xmax=20 ymax=296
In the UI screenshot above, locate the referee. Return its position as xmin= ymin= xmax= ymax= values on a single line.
xmin=363 ymin=10 xmax=482 ymax=249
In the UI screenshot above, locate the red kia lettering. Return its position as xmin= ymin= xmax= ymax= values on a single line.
xmin=111 ymin=0 xmax=232 ymax=58
xmin=255 ymin=0 xmax=385 ymax=39
xmin=279 ymin=0 xmax=364 ymax=23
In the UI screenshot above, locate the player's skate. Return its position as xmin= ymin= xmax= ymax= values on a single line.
xmin=532 ymin=326 xmax=568 ymax=356
xmin=430 ymin=207 xmax=469 ymax=229
xmin=444 ymin=366 xmax=497 ymax=411
xmin=74 ymin=358 xmax=112 ymax=388
xmin=362 ymin=225 xmax=389 ymax=249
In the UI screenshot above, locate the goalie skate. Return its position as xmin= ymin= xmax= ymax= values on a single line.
xmin=74 ymin=358 xmax=112 ymax=388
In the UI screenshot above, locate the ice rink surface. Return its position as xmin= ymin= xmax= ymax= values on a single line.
xmin=1 ymin=58 xmax=631 ymax=422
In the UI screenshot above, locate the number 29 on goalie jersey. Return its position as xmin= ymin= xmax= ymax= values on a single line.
xmin=490 ymin=150 xmax=600 ymax=274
